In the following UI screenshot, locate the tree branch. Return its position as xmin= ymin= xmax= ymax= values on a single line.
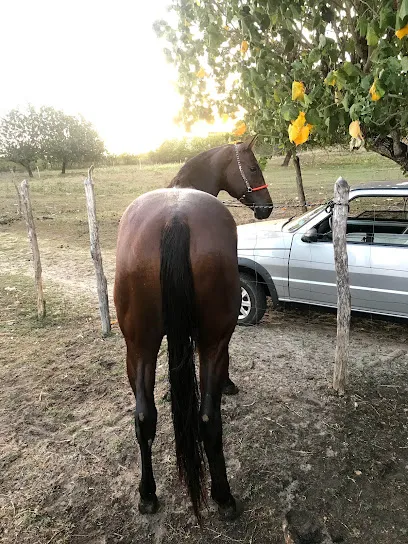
xmin=344 ymin=0 xmax=366 ymax=64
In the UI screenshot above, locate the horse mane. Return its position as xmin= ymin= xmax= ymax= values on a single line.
xmin=169 ymin=144 xmax=231 ymax=188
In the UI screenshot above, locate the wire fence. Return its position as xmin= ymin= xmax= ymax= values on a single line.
xmin=221 ymin=199 xmax=329 ymax=210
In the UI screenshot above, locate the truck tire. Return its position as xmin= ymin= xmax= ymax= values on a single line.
xmin=238 ymin=272 xmax=267 ymax=326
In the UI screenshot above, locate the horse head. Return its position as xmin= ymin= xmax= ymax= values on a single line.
xmin=223 ymin=135 xmax=273 ymax=220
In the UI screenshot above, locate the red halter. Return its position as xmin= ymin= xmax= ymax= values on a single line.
xmin=250 ymin=183 xmax=268 ymax=192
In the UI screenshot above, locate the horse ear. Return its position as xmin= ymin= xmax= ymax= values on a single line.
xmin=245 ymin=134 xmax=258 ymax=151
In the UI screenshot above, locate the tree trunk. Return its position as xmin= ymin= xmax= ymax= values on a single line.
xmin=281 ymin=150 xmax=292 ymax=167
xmin=370 ymin=135 xmax=408 ymax=172
xmin=292 ymin=150 xmax=307 ymax=213
xmin=22 ymin=163 xmax=34 ymax=178
xmin=61 ymin=161 xmax=66 ymax=174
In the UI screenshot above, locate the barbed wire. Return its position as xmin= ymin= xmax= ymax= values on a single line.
xmin=221 ymin=199 xmax=329 ymax=210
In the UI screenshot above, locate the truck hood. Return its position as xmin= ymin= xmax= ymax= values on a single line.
xmin=237 ymin=218 xmax=289 ymax=248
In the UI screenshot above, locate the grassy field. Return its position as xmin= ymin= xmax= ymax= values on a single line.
xmin=0 ymin=149 xmax=403 ymax=252
xmin=1 ymin=149 xmax=408 ymax=544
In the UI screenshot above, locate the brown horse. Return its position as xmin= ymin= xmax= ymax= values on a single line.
xmin=114 ymin=141 xmax=273 ymax=521
xmin=169 ymin=137 xmax=273 ymax=396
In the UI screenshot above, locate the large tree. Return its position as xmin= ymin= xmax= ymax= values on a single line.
xmin=40 ymin=108 xmax=105 ymax=174
xmin=155 ymin=0 xmax=408 ymax=172
xmin=0 ymin=106 xmax=105 ymax=176
xmin=0 ymin=106 xmax=43 ymax=177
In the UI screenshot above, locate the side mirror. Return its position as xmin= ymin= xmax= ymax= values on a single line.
xmin=301 ymin=227 xmax=318 ymax=243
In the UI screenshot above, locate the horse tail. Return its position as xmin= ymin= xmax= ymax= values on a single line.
xmin=160 ymin=215 xmax=206 ymax=520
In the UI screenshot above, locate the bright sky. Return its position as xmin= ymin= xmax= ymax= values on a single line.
xmin=0 ymin=0 xmax=233 ymax=154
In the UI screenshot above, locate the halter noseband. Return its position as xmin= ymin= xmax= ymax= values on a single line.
xmin=234 ymin=144 xmax=268 ymax=202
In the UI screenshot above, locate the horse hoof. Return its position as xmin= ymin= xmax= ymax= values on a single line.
xmin=218 ymin=498 xmax=243 ymax=521
xmin=222 ymin=380 xmax=239 ymax=396
xmin=138 ymin=496 xmax=159 ymax=515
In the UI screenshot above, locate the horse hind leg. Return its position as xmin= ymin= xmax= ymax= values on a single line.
xmin=126 ymin=343 xmax=160 ymax=514
xmin=199 ymin=346 xmax=242 ymax=520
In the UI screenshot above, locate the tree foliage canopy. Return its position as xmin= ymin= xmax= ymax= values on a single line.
xmin=0 ymin=106 xmax=105 ymax=175
xmin=156 ymin=0 xmax=408 ymax=170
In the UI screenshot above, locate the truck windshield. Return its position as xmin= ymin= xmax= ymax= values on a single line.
xmin=283 ymin=204 xmax=327 ymax=232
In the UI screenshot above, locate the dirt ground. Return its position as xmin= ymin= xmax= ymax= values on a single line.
xmin=1 ymin=218 xmax=408 ymax=544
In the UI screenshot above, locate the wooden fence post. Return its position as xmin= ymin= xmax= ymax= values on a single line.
xmin=11 ymin=169 xmax=22 ymax=216
xmin=84 ymin=166 xmax=111 ymax=336
xmin=332 ymin=177 xmax=351 ymax=395
xmin=20 ymin=179 xmax=46 ymax=319
xmin=292 ymin=149 xmax=307 ymax=213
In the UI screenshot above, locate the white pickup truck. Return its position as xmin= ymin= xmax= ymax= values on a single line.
xmin=237 ymin=182 xmax=408 ymax=325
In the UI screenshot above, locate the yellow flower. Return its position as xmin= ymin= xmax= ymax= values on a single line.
xmin=224 ymin=25 xmax=230 ymax=31
xmin=196 ymin=67 xmax=206 ymax=78
xmin=233 ymin=121 xmax=247 ymax=136
xmin=396 ymin=23 xmax=408 ymax=39
xmin=241 ymin=40 xmax=249 ymax=54
xmin=288 ymin=112 xmax=311 ymax=146
xmin=292 ymin=81 xmax=306 ymax=101
xmin=369 ymin=80 xmax=381 ymax=101
xmin=221 ymin=113 xmax=229 ymax=122
xmin=291 ymin=111 xmax=306 ymax=131
xmin=349 ymin=120 xmax=363 ymax=140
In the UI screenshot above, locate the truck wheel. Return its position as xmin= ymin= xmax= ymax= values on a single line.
xmin=238 ymin=272 xmax=267 ymax=326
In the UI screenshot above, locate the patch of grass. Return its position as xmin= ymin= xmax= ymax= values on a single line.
xmin=0 ymin=273 xmax=94 ymax=336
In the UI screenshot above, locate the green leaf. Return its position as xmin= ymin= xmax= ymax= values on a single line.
xmin=303 ymin=93 xmax=312 ymax=107
xmin=306 ymin=109 xmax=321 ymax=125
xmin=324 ymin=70 xmax=337 ymax=86
xmin=399 ymin=0 xmax=408 ymax=21
xmin=284 ymin=35 xmax=295 ymax=53
xmin=321 ymin=6 xmax=334 ymax=23
xmin=319 ymin=35 xmax=326 ymax=48
xmin=349 ymin=102 xmax=362 ymax=120
xmin=401 ymin=57 xmax=408 ymax=73
xmin=379 ymin=6 xmax=396 ymax=30
xmin=342 ymin=62 xmax=360 ymax=78
xmin=312 ymin=13 xmax=321 ymax=29
xmin=260 ymin=13 xmax=271 ymax=31
xmin=373 ymin=80 xmax=386 ymax=99
xmin=326 ymin=114 xmax=339 ymax=134
xmin=308 ymin=48 xmax=320 ymax=64
xmin=358 ymin=16 xmax=368 ymax=37
xmin=342 ymin=93 xmax=350 ymax=112
xmin=335 ymin=72 xmax=347 ymax=91
xmin=281 ymin=103 xmax=297 ymax=121
xmin=361 ymin=75 xmax=372 ymax=91
xmin=366 ymin=24 xmax=379 ymax=46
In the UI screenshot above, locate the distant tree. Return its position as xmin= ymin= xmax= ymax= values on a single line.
xmin=0 ymin=105 xmax=106 ymax=176
xmin=40 ymin=107 xmax=105 ymax=174
xmin=0 ymin=106 xmax=43 ymax=177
